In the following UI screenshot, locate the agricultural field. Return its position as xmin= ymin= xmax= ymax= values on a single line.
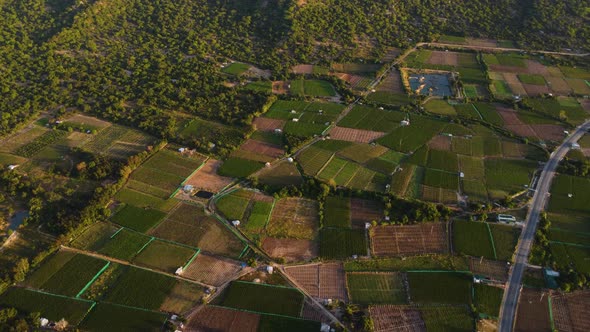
xmin=222 ymin=62 xmax=250 ymax=75
xmin=474 ymin=284 xmax=503 ymax=317
xmin=0 ymin=287 xmax=94 ymax=325
xmin=98 ymin=228 xmax=152 ymax=261
xmin=149 ymin=203 xmax=245 ymax=258
xmin=83 ymin=124 xmax=155 ymax=160
xmin=323 ymin=196 xmax=351 ymax=228
xmin=407 ymin=272 xmax=472 ymax=304
xmin=371 ymin=223 xmax=448 ymax=256
xmin=187 ymin=306 xmax=261 ymax=332
xmin=218 ymin=157 xmax=264 ymax=178
xmin=262 ymin=237 xmax=318 ymax=262
xmin=296 ymin=146 xmax=333 ymax=176
xmin=469 ymin=258 xmax=509 ymax=281
xmin=70 ymin=222 xmax=120 ymax=251
xmin=25 ymin=251 xmax=108 ymax=297
xmin=216 ymin=189 xmax=254 ymax=221
xmin=346 ymin=272 xmax=407 ymax=305
xmin=369 ymin=305 xmax=426 ymax=332
xmin=257 ymin=160 xmax=303 ymax=187
xmin=425 ymin=100 xmax=456 ymax=116
xmin=337 ymin=105 xmax=405 ymax=132
xmin=79 ymin=303 xmax=167 ymax=331
xmin=133 ymin=240 xmax=196 ymax=273
xmin=551 ymin=290 xmax=590 ymax=332
xmin=182 ymin=253 xmax=243 ymax=286
xmin=350 ymin=198 xmax=384 ymax=228
xmin=290 ymin=79 xmax=336 ymax=97
xmin=319 ymin=228 xmax=367 ymax=259
xmin=514 ymin=288 xmax=551 ymax=332
xmin=377 ymin=116 xmax=447 ymax=153
xmin=418 ymin=305 xmax=475 ymax=332
xmin=267 ymin=198 xmax=318 ymax=240
xmin=183 ymin=158 xmax=233 ymax=193
xmin=548 ymin=174 xmax=590 ymax=219
xmin=262 ymin=100 xmax=345 ymax=136
xmin=220 ymin=281 xmax=304 ymax=317
xmin=452 ymin=221 xmax=520 ymax=261
xmin=110 ymin=204 xmax=167 ymax=233
xmin=485 ymin=158 xmax=537 ymax=198
xmin=285 ymin=263 xmax=348 ymax=301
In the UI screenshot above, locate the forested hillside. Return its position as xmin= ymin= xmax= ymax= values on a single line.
xmin=1 ymin=0 xmax=588 ymax=136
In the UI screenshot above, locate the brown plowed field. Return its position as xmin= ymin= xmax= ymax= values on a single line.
xmin=469 ymin=257 xmax=508 ymax=281
xmin=496 ymin=107 xmax=538 ymax=138
xmin=522 ymin=83 xmax=550 ymax=96
xmin=183 ymin=253 xmax=243 ymax=286
xmin=240 ymin=139 xmax=284 ymax=159
xmin=547 ymin=76 xmax=572 ymax=95
xmin=530 ymin=124 xmax=565 ymax=142
xmin=302 ymin=299 xmax=333 ymax=323
xmin=427 ymin=51 xmax=459 ymax=66
xmin=466 ymin=38 xmax=497 ymax=48
xmin=370 ymin=223 xmax=448 ymax=256
xmin=369 ymin=305 xmax=426 ymax=332
xmin=292 ymin=64 xmax=313 ymax=74
xmin=490 ymin=65 xmax=529 ymax=74
xmin=351 ymin=198 xmax=383 ymax=229
xmin=252 ymin=117 xmax=285 ymax=132
xmin=285 ymin=262 xmax=348 ymax=301
xmin=551 ymin=290 xmax=590 ymax=332
xmin=186 ymin=306 xmax=260 ymax=332
xmin=335 ymin=73 xmax=363 ymax=87
xmin=427 ymin=135 xmax=452 ymax=151
xmin=262 ymin=237 xmax=317 ymax=262
xmin=514 ymin=288 xmax=551 ymax=332
xmin=267 ymin=198 xmax=318 ymax=239
xmin=525 ymin=60 xmax=549 ymax=75
xmin=578 ymin=98 xmax=590 ymax=112
xmin=184 ymin=159 xmax=233 ymax=193
xmin=330 ymin=126 xmax=387 ymax=143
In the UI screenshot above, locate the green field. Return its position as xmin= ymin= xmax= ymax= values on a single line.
xmin=0 ymin=287 xmax=94 ymax=325
xmin=473 ymin=103 xmax=504 ymax=126
xmin=427 ymin=149 xmax=458 ymax=172
xmin=323 ymin=196 xmax=351 ymax=228
xmin=216 ymin=189 xmax=253 ymax=221
xmin=290 ymin=79 xmax=336 ymax=97
xmin=344 ymin=255 xmax=469 ymax=272
xmin=27 ymin=253 xmax=108 ymax=297
xmin=245 ymin=200 xmax=273 ymax=234
xmin=320 ymin=228 xmax=367 ymax=259
xmin=548 ymin=174 xmax=590 ymax=217
xmin=80 ymin=302 xmax=167 ymax=331
xmin=103 ymin=266 xmax=176 ymax=310
xmin=496 ymin=54 xmax=526 ymax=67
xmin=419 ymin=305 xmax=474 ymax=332
xmin=98 ymin=228 xmax=152 ymax=261
xmin=474 ymin=284 xmax=503 ymax=317
xmin=257 ymin=161 xmax=303 ymax=187
xmin=245 ymin=81 xmax=272 ymax=92
xmin=218 ymin=157 xmax=264 ymax=178
xmin=296 ymin=146 xmax=333 ymax=176
xmin=407 ymin=272 xmax=472 ymax=304
xmin=518 ymin=74 xmax=546 ymax=85
xmin=70 ymin=223 xmax=120 ymax=251
xmin=453 ymin=221 xmax=495 ymax=259
xmin=222 ymin=62 xmax=250 ymax=75
xmin=111 ymin=204 xmax=167 ymax=233
xmin=491 ymin=80 xmax=513 ymax=98
xmin=338 ymin=105 xmax=405 ymax=132
xmin=425 ymin=100 xmax=456 ymax=115
xmin=114 ymin=188 xmax=178 ymax=212
xmin=551 ymin=243 xmax=590 ymax=274
xmin=220 ymin=281 xmax=304 ymax=317
xmin=367 ymin=92 xmax=411 ymax=106
xmin=378 ymin=116 xmax=447 ymax=153
xmin=133 ymin=240 xmax=196 ymax=273
xmin=346 ymin=272 xmax=407 ymax=304
xmin=423 ymin=168 xmax=458 ymax=190
xmin=489 ymin=223 xmax=520 ymax=261
xmin=485 ymin=158 xmax=536 ymax=197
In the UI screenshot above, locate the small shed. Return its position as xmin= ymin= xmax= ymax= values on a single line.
xmin=232 ymin=220 xmax=241 ymax=226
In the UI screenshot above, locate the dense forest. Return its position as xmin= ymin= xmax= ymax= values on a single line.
xmin=1 ymin=0 xmax=589 ymax=137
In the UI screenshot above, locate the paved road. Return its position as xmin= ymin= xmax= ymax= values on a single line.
xmin=498 ymin=120 xmax=590 ymax=331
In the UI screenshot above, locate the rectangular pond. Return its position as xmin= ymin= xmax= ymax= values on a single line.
xmin=409 ymin=74 xmax=453 ymax=97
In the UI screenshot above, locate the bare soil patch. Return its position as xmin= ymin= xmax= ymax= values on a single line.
xmin=369 ymin=305 xmax=426 ymax=332
xmin=530 ymin=124 xmax=565 ymax=142
xmin=240 ymin=139 xmax=284 ymax=159
xmin=330 ymin=126 xmax=387 ymax=143
xmin=546 ymin=76 xmax=572 ymax=95
xmin=184 ymin=159 xmax=233 ymax=193
xmin=525 ymin=60 xmax=549 ymax=75
xmin=427 ymin=51 xmax=459 ymax=67
xmin=427 ymin=135 xmax=452 ymax=151
xmin=271 ymin=81 xmax=289 ymax=94
xmin=551 ymin=290 xmax=590 ymax=332
xmin=514 ymin=288 xmax=551 ymax=332
xmin=292 ymin=64 xmax=313 ymax=74
xmin=466 ymin=38 xmax=497 ymax=48
xmin=183 ymin=253 xmax=243 ymax=287
xmin=522 ymin=83 xmax=550 ymax=96
xmin=496 ymin=107 xmax=538 ymax=138
xmin=469 ymin=257 xmax=508 ymax=281
xmin=578 ymin=98 xmax=590 ymax=112
xmin=252 ymin=117 xmax=286 ymax=132
xmin=285 ymin=262 xmax=348 ymax=301
xmin=377 ymin=69 xmax=404 ymax=93
xmin=370 ymin=223 xmax=448 ymax=256
xmin=187 ymin=306 xmax=260 ymax=332
xmin=262 ymin=237 xmax=317 ymax=262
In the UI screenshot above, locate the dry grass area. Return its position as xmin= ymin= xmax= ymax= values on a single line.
xmin=469 ymin=257 xmax=508 ymax=281
xmin=182 ymin=253 xmax=243 ymax=286
xmin=427 ymin=51 xmax=459 ymax=66
xmin=262 ymin=237 xmax=318 ymax=262
xmin=266 ymin=198 xmax=319 ymax=240
xmin=329 ymin=126 xmax=387 ymax=143
xmin=291 ymin=64 xmax=313 ymax=74
xmin=183 ymin=159 xmax=233 ymax=193
xmin=351 ymin=198 xmax=383 ymax=229
xmin=271 ymin=81 xmax=289 ymax=94
xmin=370 ymin=223 xmax=448 ymax=256
xmin=427 ymin=135 xmax=452 ymax=151
xmin=252 ymin=117 xmax=286 ymax=132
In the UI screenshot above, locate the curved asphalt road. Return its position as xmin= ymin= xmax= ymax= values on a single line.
xmin=498 ymin=120 xmax=590 ymax=331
